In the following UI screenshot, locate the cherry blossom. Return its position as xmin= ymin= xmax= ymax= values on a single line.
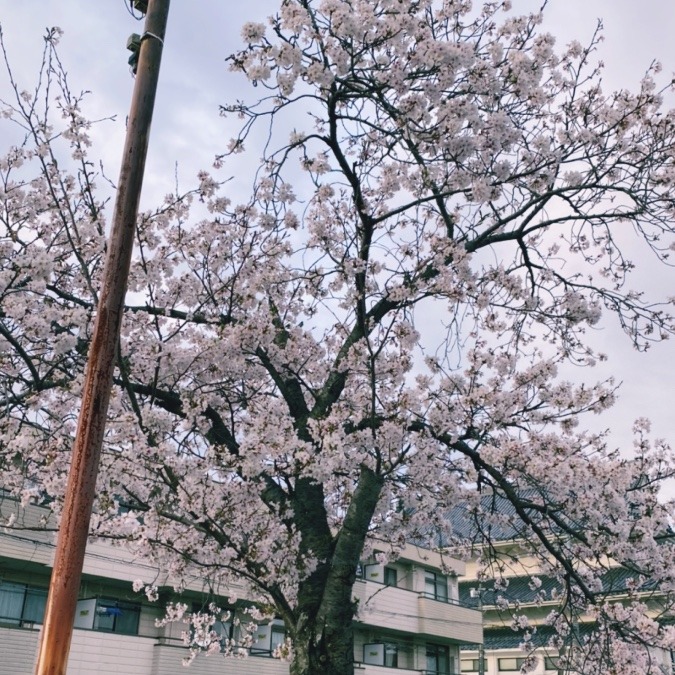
xmin=2 ymin=3 xmax=675 ymax=674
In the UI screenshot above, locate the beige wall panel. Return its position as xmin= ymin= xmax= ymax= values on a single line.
xmin=354 ymin=581 xmax=419 ymax=634
xmin=418 ymin=596 xmax=482 ymax=644
xmin=0 ymin=625 xmax=40 ymax=675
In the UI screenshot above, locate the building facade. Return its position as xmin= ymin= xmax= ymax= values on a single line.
xmin=0 ymin=493 xmax=482 ymax=674
xmin=454 ymin=538 xmax=673 ymax=675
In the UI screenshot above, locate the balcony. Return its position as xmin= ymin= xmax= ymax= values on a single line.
xmin=353 ymin=581 xmax=483 ymax=645
xmin=417 ymin=592 xmax=482 ymax=643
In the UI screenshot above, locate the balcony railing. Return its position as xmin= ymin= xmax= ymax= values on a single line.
xmin=355 ymin=663 xmax=418 ymax=674
xmin=417 ymin=591 xmax=473 ymax=608
xmin=353 ymin=580 xmax=483 ymax=644
xmin=356 ymin=666 xmax=461 ymax=675
xmin=359 ymin=576 xmax=475 ymax=609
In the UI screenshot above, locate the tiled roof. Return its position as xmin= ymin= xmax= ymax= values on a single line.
xmin=460 ymin=624 xmax=593 ymax=651
xmin=458 ymin=567 xmax=658 ymax=608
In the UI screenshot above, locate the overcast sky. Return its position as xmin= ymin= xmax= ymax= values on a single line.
xmin=2 ymin=1 xmax=675 ymax=453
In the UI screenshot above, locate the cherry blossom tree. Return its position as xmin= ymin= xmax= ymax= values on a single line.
xmin=2 ymin=2 xmax=675 ymax=674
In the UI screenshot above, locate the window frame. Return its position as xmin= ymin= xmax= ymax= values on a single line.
xmin=363 ymin=642 xmax=399 ymax=668
xmin=426 ymin=642 xmax=451 ymax=675
xmin=544 ymin=656 xmax=560 ymax=671
xmin=384 ymin=566 xmax=398 ymax=587
xmin=384 ymin=642 xmax=399 ymax=668
xmin=498 ymin=656 xmax=528 ymax=672
xmin=250 ymin=619 xmax=287 ymax=657
xmin=270 ymin=623 xmax=286 ymax=654
xmin=0 ymin=581 xmax=47 ymax=627
xmin=424 ymin=570 xmax=448 ymax=602
xmin=461 ymin=657 xmax=488 ymax=672
xmin=93 ymin=598 xmax=141 ymax=635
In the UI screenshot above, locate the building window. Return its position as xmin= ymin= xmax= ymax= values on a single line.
xmin=251 ymin=620 xmax=286 ymax=656
xmin=384 ymin=566 xmax=398 ymax=587
xmin=498 ymin=657 xmax=528 ymax=672
xmin=461 ymin=658 xmax=488 ymax=672
xmin=270 ymin=624 xmax=286 ymax=654
xmin=385 ymin=643 xmax=398 ymax=668
xmin=75 ymin=597 xmax=141 ymax=635
xmin=94 ymin=599 xmax=141 ymax=635
xmin=363 ymin=642 xmax=398 ymax=667
xmin=0 ymin=582 xmax=47 ymax=626
xmin=426 ymin=643 xmax=453 ymax=675
xmin=424 ymin=571 xmax=448 ymax=602
xmin=544 ymin=656 xmax=561 ymax=671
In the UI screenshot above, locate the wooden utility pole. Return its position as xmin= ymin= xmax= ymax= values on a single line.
xmin=34 ymin=1 xmax=170 ymax=673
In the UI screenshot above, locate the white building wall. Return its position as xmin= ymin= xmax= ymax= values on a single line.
xmin=0 ymin=624 xmax=291 ymax=675
xmin=417 ymin=596 xmax=482 ymax=644
xmin=354 ymin=580 xmax=419 ymax=634
xmin=67 ymin=631 xmax=157 ymax=675
xmin=1 ymin=625 xmax=41 ymax=675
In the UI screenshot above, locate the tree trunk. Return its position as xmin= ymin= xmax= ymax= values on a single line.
xmin=290 ymin=621 xmax=355 ymax=675
xmin=288 ymin=465 xmax=384 ymax=675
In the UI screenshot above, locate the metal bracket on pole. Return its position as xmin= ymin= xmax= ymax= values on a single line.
xmin=126 ymin=33 xmax=142 ymax=74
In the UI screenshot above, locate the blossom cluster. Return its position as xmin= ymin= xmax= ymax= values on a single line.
xmin=2 ymin=5 xmax=675 ymax=672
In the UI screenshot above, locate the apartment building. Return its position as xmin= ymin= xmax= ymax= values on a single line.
xmin=456 ymin=570 xmax=674 ymax=675
xmin=0 ymin=493 xmax=483 ymax=674
xmin=449 ymin=495 xmax=674 ymax=675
